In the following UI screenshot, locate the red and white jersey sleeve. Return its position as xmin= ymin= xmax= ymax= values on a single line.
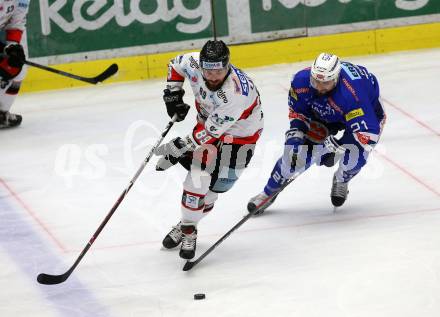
xmin=0 ymin=0 xmax=29 ymax=44
xmin=167 ymin=52 xmax=264 ymax=145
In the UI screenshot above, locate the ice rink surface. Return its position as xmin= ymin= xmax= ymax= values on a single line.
xmin=0 ymin=48 xmax=439 ymax=317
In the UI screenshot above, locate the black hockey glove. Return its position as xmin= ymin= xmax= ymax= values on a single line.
xmin=163 ymin=88 xmax=190 ymax=122
xmin=4 ymin=44 xmax=25 ymax=68
xmin=155 ymin=136 xmax=196 ymax=171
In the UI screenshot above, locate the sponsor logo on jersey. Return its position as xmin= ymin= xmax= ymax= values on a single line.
xmin=342 ymin=78 xmax=359 ymax=102
xmin=295 ymin=87 xmax=310 ymax=94
xmin=327 ymin=97 xmax=343 ymax=115
xmin=217 ymin=89 xmax=228 ymax=103
xmin=189 ymin=56 xmax=199 ymax=69
xmin=289 ymin=87 xmax=298 ymax=100
xmin=341 ymin=62 xmax=361 ymax=80
xmin=211 ymin=113 xmax=234 ymax=125
xmin=233 ymin=67 xmax=249 ymax=96
xmin=345 ymin=108 xmax=364 ymax=121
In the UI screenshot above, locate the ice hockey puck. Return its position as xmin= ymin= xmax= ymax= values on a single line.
xmin=194 ymin=293 xmax=205 ymax=300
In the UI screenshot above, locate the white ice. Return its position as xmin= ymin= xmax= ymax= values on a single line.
xmin=0 ymin=49 xmax=439 ymax=317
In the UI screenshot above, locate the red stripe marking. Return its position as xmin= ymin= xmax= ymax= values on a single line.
xmin=0 ymin=178 xmax=67 ymax=252
xmin=238 ymin=96 xmax=259 ymax=120
xmin=69 ymin=206 xmax=440 ymax=252
xmin=183 ymin=190 xmax=206 ymax=198
xmin=167 ymin=66 xmax=184 ymax=82
xmin=382 ymin=97 xmax=440 ymax=137
xmin=375 ymin=151 xmax=440 ymax=197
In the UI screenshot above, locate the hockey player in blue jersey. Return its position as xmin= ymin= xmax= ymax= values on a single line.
xmin=248 ymin=52 xmax=386 ymax=214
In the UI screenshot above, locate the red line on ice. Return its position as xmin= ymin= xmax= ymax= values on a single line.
xmin=0 ymin=178 xmax=67 ymax=252
xmin=382 ymin=97 xmax=440 ymax=137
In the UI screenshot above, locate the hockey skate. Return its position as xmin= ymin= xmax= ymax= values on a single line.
xmin=179 ymin=224 xmax=197 ymax=260
xmin=247 ymin=191 xmax=277 ymax=216
xmin=0 ymin=111 xmax=22 ymax=128
xmin=331 ymin=175 xmax=349 ymax=207
xmin=162 ymin=222 xmax=182 ymax=249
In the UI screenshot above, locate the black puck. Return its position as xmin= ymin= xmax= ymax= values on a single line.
xmin=194 ymin=293 xmax=205 ymax=300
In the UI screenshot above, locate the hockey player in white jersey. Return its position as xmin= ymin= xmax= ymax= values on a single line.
xmin=155 ymin=40 xmax=264 ymax=259
xmin=0 ymin=0 xmax=29 ymax=128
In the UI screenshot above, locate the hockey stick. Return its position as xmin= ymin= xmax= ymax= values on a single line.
xmin=24 ymin=60 xmax=118 ymax=84
xmin=182 ymin=177 xmax=296 ymax=271
xmin=210 ymin=0 xmax=217 ymax=40
xmin=37 ymin=115 xmax=178 ymax=285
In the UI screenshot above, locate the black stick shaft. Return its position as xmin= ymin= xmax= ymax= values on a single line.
xmin=210 ymin=0 xmax=217 ymax=40
xmin=183 ymin=178 xmax=296 ymax=271
xmin=24 ymin=60 xmax=118 ymax=84
xmin=37 ymin=116 xmax=178 ymax=285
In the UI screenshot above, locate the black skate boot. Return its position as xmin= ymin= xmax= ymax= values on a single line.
xmin=179 ymin=224 xmax=197 ymax=260
xmin=162 ymin=222 xmax=182 ymax=249
xmin=0 ymin=111 xmax=22 ymax=128
xmin=247 ymin=191 xmax=277 ymax=216
xmin=331 ymin=175 xmax=349 ymax=207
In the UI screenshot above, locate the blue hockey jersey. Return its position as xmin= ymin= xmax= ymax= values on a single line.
xmin=288 ymin=62 xmax=385 ymax=151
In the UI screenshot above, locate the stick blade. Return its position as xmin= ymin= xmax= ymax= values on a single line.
xmin=94 ymin=63 xmax=119 ymax=83
xmin=182 ymin=261 xmax=196 ymax=271
xmin=37 ymin=272 xmax=69 ymax=285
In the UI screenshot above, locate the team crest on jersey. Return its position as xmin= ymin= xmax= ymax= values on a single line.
xmin=345 ymin=108 xmax=364 ymax=121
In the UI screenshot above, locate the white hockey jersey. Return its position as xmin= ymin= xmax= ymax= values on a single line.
xmin=167 ymin=52 xmax=263 ymax=145
xmin=0 ymin=0 xmax=29 ymax=43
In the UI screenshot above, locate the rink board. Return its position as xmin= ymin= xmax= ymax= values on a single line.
xmin=21 ymin=22 xmax=440 ymax=92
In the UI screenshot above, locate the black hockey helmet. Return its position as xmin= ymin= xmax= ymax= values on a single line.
xmin=199 ymin=40 xmax=230 ymax=70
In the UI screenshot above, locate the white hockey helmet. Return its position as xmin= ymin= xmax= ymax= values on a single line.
xmin=310 ymin=53 xmax=341 ymax=90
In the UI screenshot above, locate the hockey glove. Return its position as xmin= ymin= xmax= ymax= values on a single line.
xmin=285 ymin=128 xmax=305 ymax=152
xmin=4 ymin=44 xmax=25 ymax=68
xmin=155 ymin=136 xmax=197 ymax=171
xmin=324 ymin=135 xmax=346 ymax=155
xmin=163 ymin=88 xmax=190 ymax=122
xmin=0 ymin=56 xmax=22 ymax=81
xmin=284 ymin=128 xmax=307 ymax=170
